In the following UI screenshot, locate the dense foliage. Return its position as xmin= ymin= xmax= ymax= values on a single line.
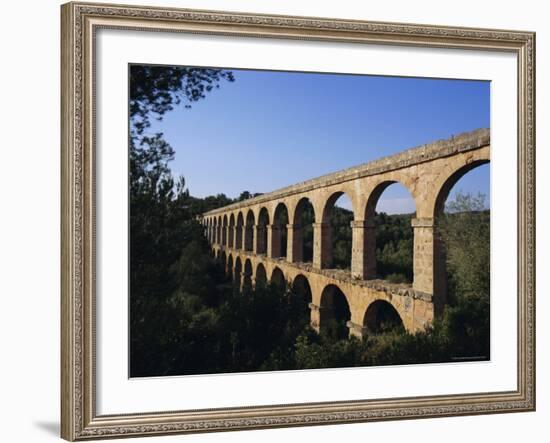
xmin=129 ymin=66 xmax=490 ymax=377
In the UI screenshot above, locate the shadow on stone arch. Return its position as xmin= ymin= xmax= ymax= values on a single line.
xmin=227 ymin=254 xmax=234 ymax=282
xmin=234 ymin=257 xmax=243 ymax=288
xmin=270 ymin=267 xmax=286 ymax=294
xmin=319 ymin=284 xmax=351 ymax=340
xmin=363 ymin=300 xmax=404 ymax=334
xmin=255 ymin=263 xmax=267 ymax=287
xmin=290 ymin=274 xmax=313 ymax=327
xmin=243 ymin=259 xmax=253 ymax=292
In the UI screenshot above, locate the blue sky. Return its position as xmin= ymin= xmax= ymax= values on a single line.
xmin=147 ymin=67 xmax=490 ymax=214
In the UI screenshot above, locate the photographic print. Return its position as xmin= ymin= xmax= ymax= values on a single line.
xmin=129 ymin=65 xmax=490 ymax=378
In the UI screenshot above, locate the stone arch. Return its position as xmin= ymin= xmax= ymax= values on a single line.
xmin=217 ymin=216 xmax=223 ymax=244
xmin=235 ymin=256 xmax=243 ymax=289
xmin=256 ymin=207 xmax=269 ymax=255
xmin=222 ymin=214 xmax=228 ymax=246
xmin=219 ymin=250 xmax=227 ymax=273
xmin=271 ymin=203 xmax=289 ymax=258
xmin=245 ymin=209 xmax=255 ymax=252
xmin=319 ymin=191 xmax=355 ymax=269
xmin=210 ymin=218 xmax=216 ymax=244
xmin=432 ymin=160 xmax=490 ymax=218
xmin=290 ymin=197 xmax=315 ymax=263
xmin=236 ymin=212 xmax=244 ymax=250
xmin=319 ymin=284 xmax=351 ymax=339
xmin=270 ymin=266 xmax=286 ymax=292
xmin=255 ymin=263 xmax=267 ymax=287
xmin=321 ymin=191 xmax=356 ymax=223
xmin=361 ymin=180 xmax=416 ymax=283
xmin=290 ymin=274 xmax=313 ymax=328
xmin=291 ymin=274 xmax=312 ymax=302
xmin=228 ymin=213 xmax=235 ymax=248
xmin=227 ymin=254 xmax=234 ymax=282
xmin=363 ymin=299 xmax=404 ymax=334
xmin=210 ymin=218 xmax=216 ymax=243
xmin=243 ymin=259 xmax=253 ymax=291
xmin=212 ymin=217 xmax=217 ymax=244
xmin=364 ymin=179 xmax=416 ymax=219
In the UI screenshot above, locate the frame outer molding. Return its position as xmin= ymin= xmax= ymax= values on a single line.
xmin=61 ymin=3 xmax=76 ymax=440
xmin=61 ymin=1 xmax=536 ymax=441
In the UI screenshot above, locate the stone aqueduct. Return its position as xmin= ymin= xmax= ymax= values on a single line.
xmin=201 ymin=129 xmax=490 ymax=339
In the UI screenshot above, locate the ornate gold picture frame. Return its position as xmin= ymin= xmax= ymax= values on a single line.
xmin=61 ymin=1 xmax=535 ymax=440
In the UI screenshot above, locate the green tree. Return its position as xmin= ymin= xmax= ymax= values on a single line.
xmin=129 ymin=66 xmax=235 ymax=376
xmin=130 ymin=65 xmax=234 ymax=137
xmin=438 ymin=192 xmax=490 ymax=359
xmin=439 ymin=192 xmax=490 ymax=298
